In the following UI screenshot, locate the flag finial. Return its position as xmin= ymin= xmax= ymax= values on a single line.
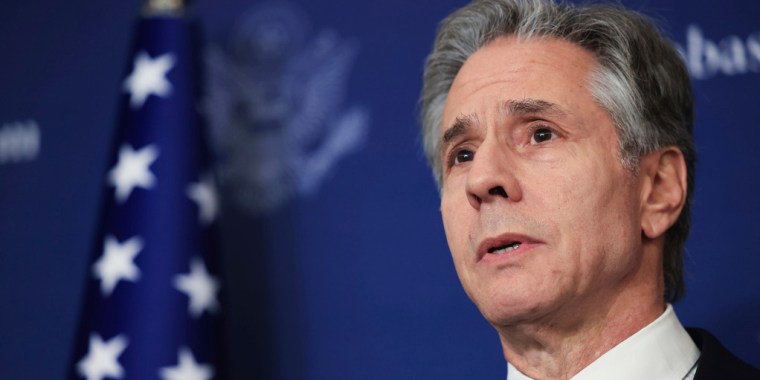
xmin=144 ymin=0 xmax=185 ymax=15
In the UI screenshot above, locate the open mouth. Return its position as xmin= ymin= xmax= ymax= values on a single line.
xmin=487 ymin=241 xmax=522 ymax=254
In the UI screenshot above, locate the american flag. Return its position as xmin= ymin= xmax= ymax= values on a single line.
xmin=69 ymin=8 xmax=224 ymax=380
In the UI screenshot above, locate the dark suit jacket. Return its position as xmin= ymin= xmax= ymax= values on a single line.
xmin=688 ymin=328 xmax=760 ymax=379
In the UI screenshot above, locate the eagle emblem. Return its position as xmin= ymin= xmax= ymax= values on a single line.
xmin=204 ymin=2 xmax=369 ymax=215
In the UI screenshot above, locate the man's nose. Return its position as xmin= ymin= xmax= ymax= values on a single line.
xmin=465 ymin=141 xmax=521 ymax=210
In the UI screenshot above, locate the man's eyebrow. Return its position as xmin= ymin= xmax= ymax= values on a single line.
xmin=442 ymin=114 xmax=476 ymax=145
xmin=440 ymin=114 xmax=476 ymax=159
xmin=438 ymin=100 xmax=564 ymax=157
xmin=503 ymin=98 xmax=567 ymax=117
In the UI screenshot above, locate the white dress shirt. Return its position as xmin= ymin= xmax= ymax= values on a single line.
xmin=506 ymin=304 xmax=700 ymax=380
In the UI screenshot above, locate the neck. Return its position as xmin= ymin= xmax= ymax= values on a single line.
xmin=497 ymin=242 xmax=665 ymax=379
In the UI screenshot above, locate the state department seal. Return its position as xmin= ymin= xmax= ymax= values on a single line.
xmin=204 ymin=1 xmax=370 ymax=215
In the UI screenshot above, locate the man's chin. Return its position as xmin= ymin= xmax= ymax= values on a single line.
xmin=474 ymin=291 xmax=558 ymax=328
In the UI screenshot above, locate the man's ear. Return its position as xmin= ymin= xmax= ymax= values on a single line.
xmin=639 ymin=147 xmax=688 ymax=239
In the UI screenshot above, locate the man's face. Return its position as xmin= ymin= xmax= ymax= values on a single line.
xmin=440 ymin=37 xmax=647 ymax=327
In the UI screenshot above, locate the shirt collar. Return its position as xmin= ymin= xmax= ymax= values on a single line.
xmin=506 ymin=304 xmax=700 ymax=379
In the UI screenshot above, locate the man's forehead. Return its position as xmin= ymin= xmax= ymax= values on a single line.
xmin=441 ymin=36 xmax=599 ymax=129
xmin=450 ymin=36 xmax=598 ymax=88
xmin=453 ymin=36 xmax=593 ymax=76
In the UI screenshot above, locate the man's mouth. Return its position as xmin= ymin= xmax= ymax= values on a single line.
xmin=477 ymin=233 xmax=542 ymax=262
xmin=487 ymin=241 xmax=522 ymax=254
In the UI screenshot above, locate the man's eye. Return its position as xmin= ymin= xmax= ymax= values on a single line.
xmin=530 ymin=127 xmax=556 ymax=144
xmin=453 ymin=149 xmax=474 ymax=165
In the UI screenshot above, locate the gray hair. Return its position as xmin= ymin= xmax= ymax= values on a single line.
xmin=420 ymin=0 xmax=695 ymax=302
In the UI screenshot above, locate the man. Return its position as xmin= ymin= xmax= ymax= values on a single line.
xmin=419 ymin=0 xmax=760 ymax=378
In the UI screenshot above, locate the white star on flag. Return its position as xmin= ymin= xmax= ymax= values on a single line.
xmin=123 ymin=51 xmax=175 ymax=108
xmin=186 ymin=174 xmax=219 ymax=225
xmin=77 ymin=333 xmax=129 ymax=380
xmin=173 ymin=257 xmax=220 ymax=318
xmin=159 ymin=347 xmax=214 ymax=380
xmin=108 ymin=143 xmax=159 ymax=203
xmin=92 ymin=235 xmax=143 ymax=297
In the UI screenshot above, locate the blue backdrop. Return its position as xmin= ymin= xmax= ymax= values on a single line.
xmin=0 ymin=0 xmax=758 ymax=378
